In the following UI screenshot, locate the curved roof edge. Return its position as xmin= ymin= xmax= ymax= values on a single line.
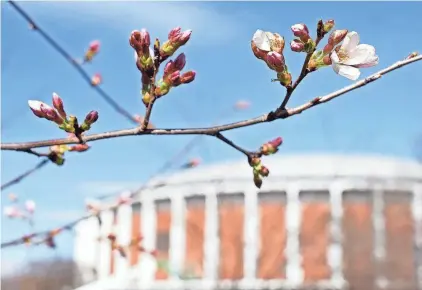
xmin=148 ymin=153 xmax=422 ymax=186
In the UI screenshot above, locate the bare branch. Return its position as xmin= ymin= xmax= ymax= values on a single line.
xmin=7 ymin=0 xmax=139 ymax=124
xmin=2 ymin=55 xmax=420 ymax=153
xmin=1 ymin=159 xmax=49 ymax=190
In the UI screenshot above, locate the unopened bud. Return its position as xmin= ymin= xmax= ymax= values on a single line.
xmin=291 ymin=23 xmax=310 ymax=42
xmin=181 ymin=71 xmax=196 ymax=84
xmin=328 ymin=30 xmax=348 ymax=46
xmin=52 ymin=93 xmax=66 ymax=119
xmin=91 ymin=73 xmax=102 ymax=86
xmin=163 ymin=60 xmax=175 ymax=76
xmin=253 ymin=174 xmax=262 ymax=189
xmin=85 ymin=40 xmax=100 ymax=62
xmin=266 ymin=52 xmax=285 ymax=72
xmin=323 ymin=43 xmax=334 ymax=55
xmin=323 ymin=20 xmax=335 ymax=33
xmin=169 ymin=70 xmax=181 ymax=84
xmin=290 ymin=39 xmax=305 ymax=52
xmin=260 ymin=166 xmax=270 ymax=177
xmin=249 ymin=157 xmax=261 ymax=167
xmin=406 ymin=51 xmax=419 ymax=60
xmin=107 ymin=233 xmax=116 ymax=241
xmin=323 ymin=55 xmax=332 ymax=65
xmin=28 ymin=100 xmax=48 ymax=118
xmin=277 ymin=71 xmax=292 ymax=87
xmin=84 ymin=110 xmax=99 ymax=126
xmin=154 ymin=81 xmax=171 ymax=98
xmin=69 ymin=144 xmax=90 ymax=152
xmin=261 ymin=137 xmax=283 ymax=155
xmin=174 ymin=53 xmax=186 ymax=71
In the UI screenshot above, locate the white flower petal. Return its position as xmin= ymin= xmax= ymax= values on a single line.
xmin=337 ymin=64 xmax=361 ymax=80
xmin=343 ymin=44 xmax=376 ymax=66
xmin=330 ymin=51 xmax=341 ymax=64
xmin=252 ymin=29 xmax=271 ymax=51
xmin=28 ymin=100 xmax=43 ymax=110
xmin=134 ymin=51 xmax=138 ymax=62
xmin=355 ymin=55 xmax=379 ymax=68
xmin=341 ymin=31 xmax=360 ymax=52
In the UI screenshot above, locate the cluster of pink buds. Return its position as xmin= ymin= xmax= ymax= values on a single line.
xmin=251 ymin=30 xmax=291 ymax=87
xmin=28 ymin=93 xmax=99 ymax=134
xmin=248 ymin=137 xmax=283 ymax=188
xmin=160 ymin=27 xmax=192 ymax=61
xmin=260 ymin=137 xmax=283 ymax=155
xmin=91 ymin=73 xmax=102 ymax=86
xmin=153 ymin=52 xmax=196 ymax=100
xmin=289 ymin=23 xmax=317 ymax=54
xmin=3 ymin=197 xmax=36 ymax=222
xmin=84 ymin=40 xmax=100 ymax=62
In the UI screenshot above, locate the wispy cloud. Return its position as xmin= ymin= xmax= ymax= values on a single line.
xmin=22 ymin=1 xmax=254 ymax=45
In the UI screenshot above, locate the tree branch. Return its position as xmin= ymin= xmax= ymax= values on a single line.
xmin=7 ymin=0 xmax=139 ymax=125
xmin=2 ymin=55 xmax=420 ymax=153
xmin=1 ymin=159 xmax=49 ymax=190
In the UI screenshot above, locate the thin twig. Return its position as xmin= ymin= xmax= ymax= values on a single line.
xmin=280 ymin=33 xmax=324 ymax=109
xmin=1 ymin=159 xmax=49 ymax=190
xmin=2 ymin=55 xmax=421 ymax=152
xmin=7 ymin=0 xmax=139 ymax=124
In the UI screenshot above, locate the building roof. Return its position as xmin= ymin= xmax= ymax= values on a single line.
xmin=148 ymin=153 xmax=422 ymax=186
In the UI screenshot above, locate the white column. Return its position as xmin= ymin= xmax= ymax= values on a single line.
xmin=115 ymin=204 xmax=132 ymax=276
xmin=413 ymin=183 xmax=422 ymax=290
xmin=138 ymin=196 xmax=156 ymax=286
xmin=169 ymin=192 xmax=186 ymax=280
xmin=285 ymin=183 xmax=303 ymax=285
xmin=372 ymin=184 xmax=387 ymax=289
xmin=98 ymin=210 xmax=114 ymax=280
xmin=243 ymin=188 xmax=259 ymax=281
xmin=328 ymin=182 xmax=345 ymax=287
xmin=73 ymin=216 xmax=99 ymax=284
xmin=204 ymin=190 xmax=219 ymax=281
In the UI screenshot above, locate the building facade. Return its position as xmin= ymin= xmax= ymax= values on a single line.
xmin=73 ymin=154 xmax=422 ymax=290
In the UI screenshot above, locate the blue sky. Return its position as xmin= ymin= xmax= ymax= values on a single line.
xmin=1 ymin=1 xmax=422 ymax=276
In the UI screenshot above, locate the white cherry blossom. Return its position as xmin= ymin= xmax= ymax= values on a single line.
xmin=252 ymin=29 xmax=275 ymax=52
xmin=330 ymin=31 xmax=379 ymax=80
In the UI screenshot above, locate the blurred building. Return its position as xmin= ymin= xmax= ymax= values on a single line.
xmin=73 ymin=154 xmax=422 ymax=290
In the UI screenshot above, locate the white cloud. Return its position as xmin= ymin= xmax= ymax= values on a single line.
xmin=22 ymin=1 xmax=253 ymax=45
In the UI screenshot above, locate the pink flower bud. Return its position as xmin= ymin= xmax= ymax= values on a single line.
xmin=25 ymin=200 xmax=36 ymax=214
xmin=168 ymin=27 xmax=182 ymax=40
xmin=52 ymin=92 xmax=66 ymax=119
xmin=174 ymin=53 xmax=186 ymax=71
xmin=323 ymin=55 xmax=332 ymax=65
xmin=328 ymin=29 xmax=348 ymax=46
xmin=168 ymin=27 xmax=192 ymax=46
xmin=323 ymin=20 xmax=335 ymax=33
xmin=28 ymin=100 xmax=47 ymax=118
xmin=234 ymin=100 xmax=251 ymax=110
xmin=91 ymin=73 xmax=102 ymax=86
xmin=40 ymin=103 xmax=62 ymax=124
xmin=168 ymin=70 xmax=181 ymax=86
xmin=89 ymin=40 xmax=100 ymax=53
xmin=291 ymin=23 xmax=310 ymax=41
xmin=84 ymin=110 xmax=99 ymax=126
xmin=180 ymin=71 xmax=196 ymax=84
xmin=163 ymin=60 xmax=175 ymax=76
xmin=290 ymin=39 xmax=305 ymax=52
xmin=182 ymin=158 xmax=201 ymax=168
xmin=266 ymin=52 xmax=285 ymax=72
xmin=140 ymin=29 xmax=150 ymax=48
xmin=69 ymin=144 xmax=90 ymax=152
